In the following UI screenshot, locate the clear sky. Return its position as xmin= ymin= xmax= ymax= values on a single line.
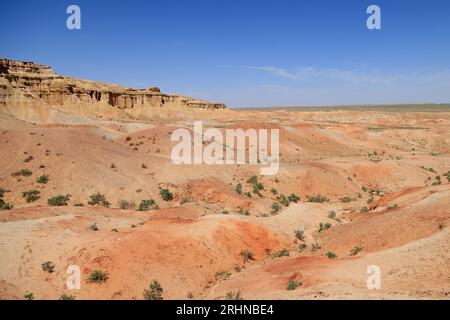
xmin=1 ymin=0 xmax=449 ymax=107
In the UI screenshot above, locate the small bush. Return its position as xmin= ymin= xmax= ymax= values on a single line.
xmin=277 ymin=194 xmax=290 ymax=207
xmin=311 ymin=242 xmax=321 ymax=252
xmin=287 ymin=193 xmax=300 ymax=203
xmin=226 ymin=291 xmax=243 ymax=300
xmin=318 ymin=222 xmax=332 ymax=233
xmin=235 ymin=183 xmax=243 ymax=195
xmin=294 ymin=229 xmax=306 ymax=242
xmin=272 ymin=248 xmax=289 ymax=258
xmin=246 ymin=175 xmax=259 ymax=186
xmin=238 ymin=208 xmax=250 ymax=216
xmin=270 ymin=188 xmax=278 ymax=195
xmin=222 ymin=209 xmax=229 ymax=215
xmin=326 ymin=251 xmax=337 ymax=259
xmin=443 ymin=171 xmax=450 ymax=182
xmin=24 ymin=292 xmax=34 ymax=300
xmin=59 ymin=294 xmax=75 ymax=300
xmin=340 ymin=196 xmax=353 ymax=203
xmin=22 ymin=190 xmax=41 ymax=203
xmin=88 ymin=193 xmax=110 ymax=207
xmin=88 ymin=270 xmax=108 ymax=283
xmin=360 ymin=206 xmax=370 ymax=213
xmin=138 ymin=199 xmax=157 ymax=211
xmin=12 ymin=169 xmax=32 ymax=177
xmin=307 ymin=194 xmax=329 ymax=203
xmin=387 ymin=203 xmax=398 ymax=210
xmin=47 ymin=195 xmax=70 ymax=206
xmin=271 ymin=202 xmax=282 ymax=215
xmin=41 ymin=261 xmax=55 ymax=273
xmin=327 ymin=211 xmax=337 ymax=219
xmin=159 ymin=189 xmax=173 ymax=201
xmin=298 ymin=243 xmax=308 ymax=252
xmin=143 ymin=280 xmax=163 ymax=300
xmin=240 ymin=249 xmax=255 ymax=263
xmin=0 ymin=202 xmax=13 ymax=210
xmin=89 ymin=223 xmax=99 ymax=231
xmin=118 ymin=200 xmax=135 ymax=210
xmin=36 ymin=175 xmax=49 ymax=184
xmin=287 ymin=280 xmax=301 ymax=290
xmin=215 ymin=271 xmax=232 ymax=280
xmin=350 ymin=246 xmax=362 ymax=256
xmin=180 ymin=197 xmax=189 ymax=204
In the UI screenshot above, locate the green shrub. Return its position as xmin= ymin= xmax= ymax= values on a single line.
xmin=287 ymin=280 xmax=301 ymax=290
xmin=238 ymin=208 xmax=250 ymax=216
xmin=277 ymin=194 xmax=290 ymax=207
xmin=350 ymin=246 xmax=362 ymax=256
xmin=272 ymin=248 xmax=289 ymax=258
xmin=0 ymin=202 xmax=13 ymax=210
xmin=222 ymin=209 xmax=229 ymax=215
xmin=288 ymin=193 xmax=300 ymax=203
xmin=138 ymin=199 xmax=157 ymax=211
xmin=443 ymin=171 xmax=450 ymax=182
xmin=360 ymin=206 xmax=370 ymax=213
xmin=307 ymin=194 xmax=329 ymax=203
xmin=240 ymin=249 xmax=255 ymax=263
xmin=340 ymin=196 xmax=353 ymax=203
xmin=226 ymin=291 xmax=243 ymax=300
xmin=235 ymin=183 xmax=243 ymax=195
xmin=41 ymin=261 xmax=55 ymax=273
xmin=88 ymin=193 xmax=110 ymax=207
xmin=143 ymin=280 xmax=163 ymax=300
xmin=89 ymin=223 xmax=99 ymax=231
xmin=12 ymin=169 xmax=32 ymax=177
xmin=118 ymin=200 xmax=135 ymax=210
xmin=294 ymin=229 xmax=306 ymax=242
xmin=47 ymin=195 xmax=70 ymax=206
xmin=215 ymin=271 xmax=232 ymax=280
xmin=270 ymin=188 xmax=278 ymax=195
xmin=298 ymin=243 xmax=308 ymax=252
xmin=246 ymin=175 xmax=259 ymax=186
xmin=327 ymin=211 xmax=337 ymax=219
xmin=387 ymin=203 xmax=398 ymax=210
xmin=326 ymin=251 xmax=337 ymax=259
xmin=22 ymin=190 xmax=41 ymax=203
xmin=36 ymin=175 xmax=49 ymax=184
xmin=24 ymin=292 xmax=34 ymax=300
xmin=59 ymin=294 xmax=75 ymax=300
xmin=159 ymin=189 xmax=173 ymax=201
xmin=318 ymin=223 xmax=332 ymax=233
xmin=88 ymin=270 xmax=108 ymax=283
xmin=271 ymin=202 xmax=282 ymax=215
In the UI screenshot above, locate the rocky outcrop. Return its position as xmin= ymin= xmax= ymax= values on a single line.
xmin=0 ymin=58 xmax=226 ymax=122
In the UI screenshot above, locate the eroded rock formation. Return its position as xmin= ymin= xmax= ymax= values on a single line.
xmin=0 ymin=58 xmax=226 ymax=122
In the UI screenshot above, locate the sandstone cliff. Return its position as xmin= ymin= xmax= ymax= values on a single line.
xmin=0 ymin=58 xmax=226 ymax=122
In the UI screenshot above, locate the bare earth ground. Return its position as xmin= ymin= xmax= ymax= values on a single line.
xmin=0 ymin=107 xmax=449 ymax=300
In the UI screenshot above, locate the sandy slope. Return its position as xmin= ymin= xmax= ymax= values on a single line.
xmin=0 ymin=108 xmax=449 ymax=300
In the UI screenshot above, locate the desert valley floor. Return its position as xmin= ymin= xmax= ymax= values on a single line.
xmin=1 ymin=105 xmax=449 ymax=300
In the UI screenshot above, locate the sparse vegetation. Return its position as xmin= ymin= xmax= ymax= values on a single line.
xmin=287 ymin=193 xmax=300 ymax=203
xmin=138 ymin=199 xmax=158 ymax=211
xmin=89 ymin=223 xmax=99 ymax=231
xmin=360 ymin=206 xmax=370 ymax=213
xmin=270 ymin=187 xmax=278 ymax=195
xmin=226 ymin=291 xmax=243 ymax=300
xmin=340 ymin=196 xmax=353 ymax=203
xmin=88 ymin=270 xmax=108 ymax=283
xmin=12 ymin=169 xmax=32 ymax=177
xmin=238 ymin=207 xmax=250 ymax=216
xmin=271 ymin=202 xmax=282 ymax=215
xmin=327 ymin=211 xmax=337 ymax=219
xmin=350 ymin=246 xmax=362 ymax=256
xmin=41 ymin=261 xmax=55 ymax=273
xmin=307 ymin=194 xmax=329 ymax=203
xmin=222 ymin=209 xmax=229 ymax=215
xmin=47 ymin=194 xmax=70 ymax=206
xmin=59 ymin=294 xmax=75 ymax=300
xmin=159 ymin=189 xmax=173 ymax=201
xmin=22 ymin=190 xmax=41 ymax=203
xmin=143 ymin=280 xmax=163 ymax=300
xmin=287 ymin=280 xmax=301 ymax=290
xmin=387 ymin=203 xmax=398 ymax=210
xmin=277 ymin=194 xmax=290 ymax=207
xmin=272 ymin=248 xmax=289 ymax=258
xmin=294 ymin=229 xmax=306 ymax=242
xmin=215 ymin=271 xmax=232 ymax=280
xmin=235 ymin=183 xmax=243 ymax=195
xmin=36 ymin=175 xmax=49 ymax=184
xmin=118 ymin=200 xmax=135 ymax=210
xmin=240 ymin=249 xmax=255 ymax=263
xmin=318 ymin=222 xmax=332 ymax=233
xmin=0 ymin=188 xmax=12 ymax=210
xmin=326 ymin=251 xmax=337 ymax=259
xmin=24 ymin=292 xmax=34 ymax=300
xmin=443 ymin=171 xmax=450 ymax=182
xmin=311 ymin=242 xmax=321 ymax=252
xmin=180 ymin=197 xmax=189 ymax=204
xmin=298 ymin=243 xmax=308 ymax=252
xmin=88 ymin=193 xmax=110 ymax=207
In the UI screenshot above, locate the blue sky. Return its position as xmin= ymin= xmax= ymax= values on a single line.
xmin=1 ymin=0 xmax=449 ymax=107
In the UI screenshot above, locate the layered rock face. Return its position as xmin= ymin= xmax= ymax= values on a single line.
xmin=0 ymin=58 xmax=226 ymax=122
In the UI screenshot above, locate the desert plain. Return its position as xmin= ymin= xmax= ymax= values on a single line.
xmin=0 ymin=59 xmax=449 ymax=300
